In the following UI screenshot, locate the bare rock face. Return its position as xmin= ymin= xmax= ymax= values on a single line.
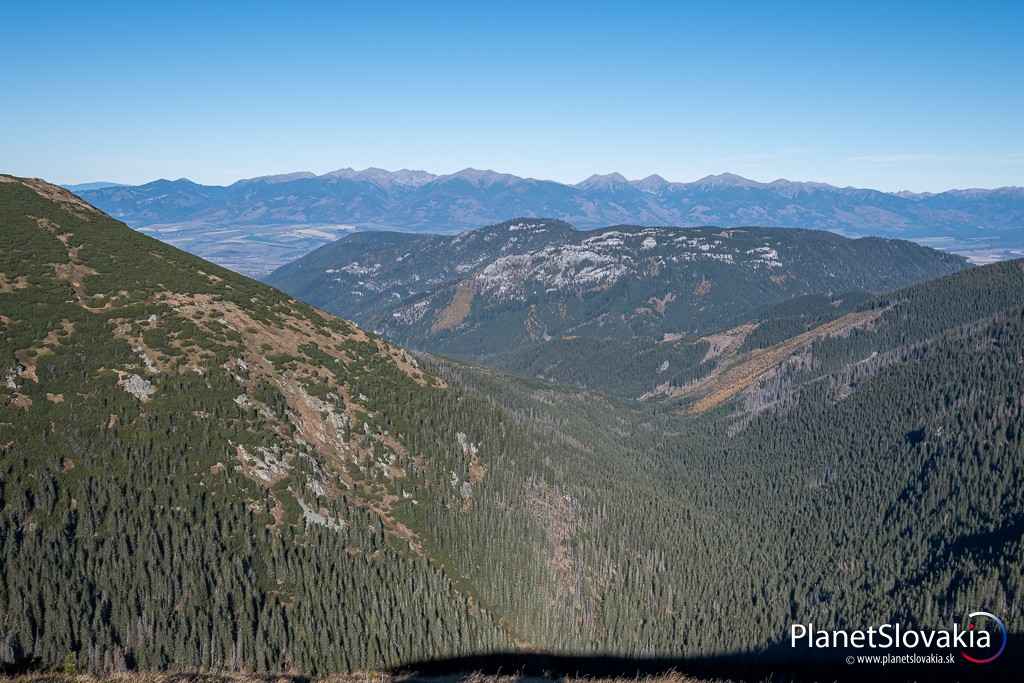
xmin=118 ymin=373 xmax=155 ymax=401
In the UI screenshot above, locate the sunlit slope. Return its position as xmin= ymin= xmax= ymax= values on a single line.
xmin=0 ymin=176 xmax=517 ymax=672
xmin=266 ymin=220 xmax=966 ymax=396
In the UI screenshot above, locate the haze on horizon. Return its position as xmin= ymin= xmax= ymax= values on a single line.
xmin=1 ymin=1 xmax=1021 ymax=193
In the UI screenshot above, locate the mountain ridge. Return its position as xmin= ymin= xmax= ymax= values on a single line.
xmin=72 ymin=168 xmax=1024 ymax=277
xmin=77 ymin=167 xmax=1024 ymax=232
xmin=265 ymin=218 xmax=967 ymax=396
xmin=78 ymin=166 xmax=1024 ymax=195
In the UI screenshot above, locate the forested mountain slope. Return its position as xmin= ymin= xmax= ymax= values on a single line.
xmin=429 ymin=258 xmax=1024 ymax=658
xmin=266 ymin=219 xmax=965 ymax=396
xmin=2 ymin=177 xmax=1022 ymax=679
xmin=0 ymin=176 xmax=520 ymax=672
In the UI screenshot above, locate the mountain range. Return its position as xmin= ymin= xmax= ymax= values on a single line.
xmin=3 ymin=176 xmax=1023 ymax=679
xmin=266 ymin=219 xmax=967 ymax=397
xmin=74 ymin=168 xmax=1024 ymax=276
xmin=78 ymin=168 xmax=1024 ymax=233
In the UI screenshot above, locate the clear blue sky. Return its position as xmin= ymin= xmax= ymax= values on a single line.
xmin=1 ymin=1 xmax=1021 ymax=191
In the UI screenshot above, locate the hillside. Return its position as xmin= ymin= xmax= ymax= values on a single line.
xmin=0 ymin=176 xmax=518 ymax=672
xmin=77 ymin=170 xmax=1024 ymax=275
xmin=3 ymin=177 xmax=1023 ymax=680
xmin=265 ymin=219 xmax=966 ymax=396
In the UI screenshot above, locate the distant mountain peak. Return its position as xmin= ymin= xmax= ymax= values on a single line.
xmin=632 ymin=174 xmax=671 ymax=193
xmin=437 ymin=168 xmax=521 ymax=187
xmin=688 ymin=172 xmax=763 ymax=188
xmin=321 ymin=167 xmax=437 ymax=188
xmin=237 ymin=171 xmax=316 ymax=184
xmin=145 ymin=177 xmax=200 ymax=187
xmin=576 ymin=172 xmax=630 ymax=190
xmin=895 ymin=190 xmax=934 ymax=199
xmin=388 ymin=168 xmax=437 ymax=186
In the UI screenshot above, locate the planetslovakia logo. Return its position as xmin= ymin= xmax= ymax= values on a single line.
xmin=790 ymin=612 xmax=1008 ymax=665
xmin=960 ymin=611 xmax=1007 ymax=664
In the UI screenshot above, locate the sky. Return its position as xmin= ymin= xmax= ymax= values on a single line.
xmin=1 ymin=1 xmax=1022 ymax=192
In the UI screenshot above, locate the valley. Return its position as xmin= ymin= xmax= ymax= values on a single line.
xmin=6 ymin=1 xmax=1022 ymax=678
xmin=3 ymin=177 xmax=1023 ymax=680
xmin=134 ymin=222 xmax=359 ymax=278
